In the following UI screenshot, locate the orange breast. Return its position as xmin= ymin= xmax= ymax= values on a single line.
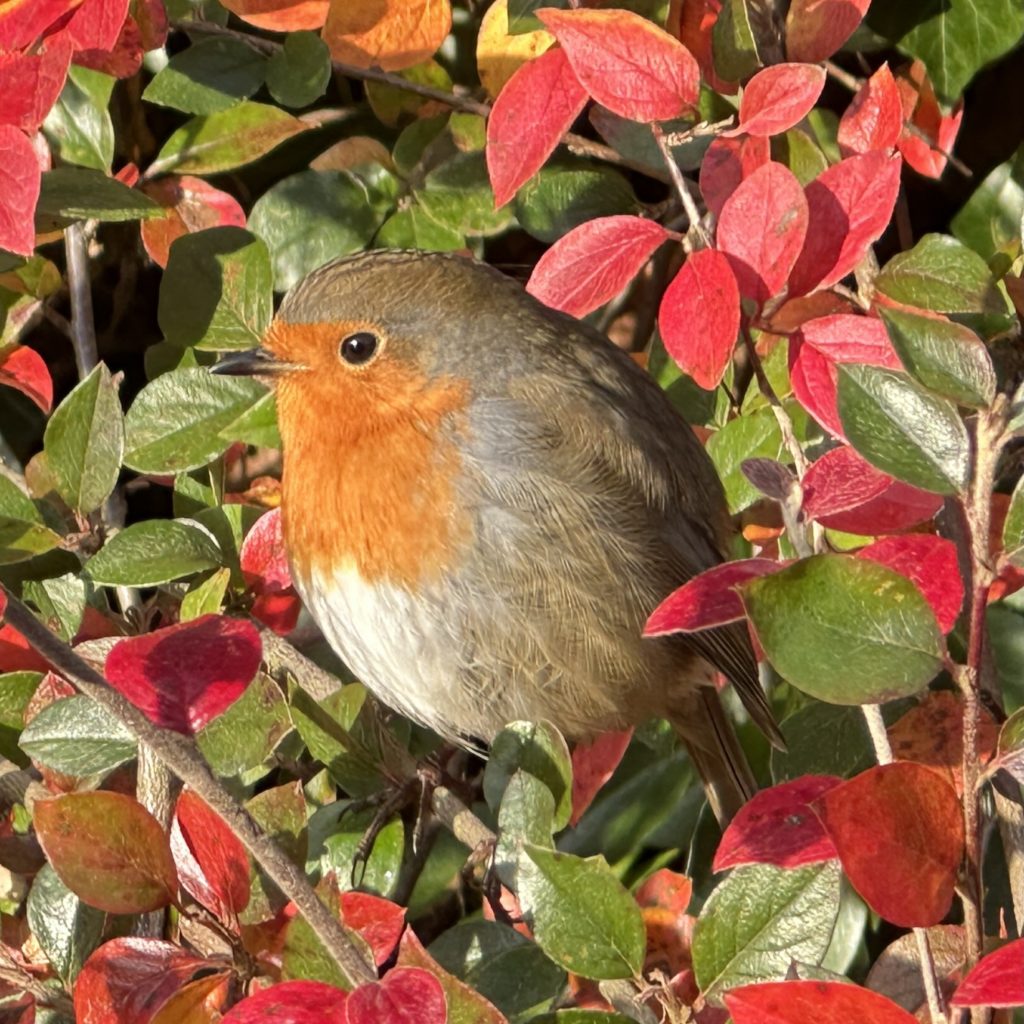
xmin=271 ymin=322 xmax=472 ymax=588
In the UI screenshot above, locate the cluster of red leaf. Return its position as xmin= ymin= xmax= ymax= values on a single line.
xmin=0 ymin=0 xmax=167 ymax=254
xmin=30 ymin=780 xmax=463 ymax=1022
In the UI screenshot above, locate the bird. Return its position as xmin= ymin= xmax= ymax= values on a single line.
xmin=214 ymin=249 xmax=782 ymax=825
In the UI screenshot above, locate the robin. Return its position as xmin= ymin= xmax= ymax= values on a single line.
xmin=215 ymin=249 xmax=782 ymax=824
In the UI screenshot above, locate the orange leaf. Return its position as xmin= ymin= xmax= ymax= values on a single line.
xmin=322 ymin=0 xmax=452 ymax=72
xmin=476 ymin=0 xmax=553 ymax=100
xmin=220 ymin=0 xmax=327 ymax=31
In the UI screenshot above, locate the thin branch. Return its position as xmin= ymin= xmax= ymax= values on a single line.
xmin=0 ymin=591 xmax=377 ymax=988
xmin=823 ymin=59 xmax=861 ymax=93
xmin=63 ymin=223 xmax=98 ymax=377
xmin=861 ymin=704 xmax=892 ymax=765
xmin=177 ymin=20 xmax=669 ymax=185
xmin=651 ymin=123 xmax=708 ymax=248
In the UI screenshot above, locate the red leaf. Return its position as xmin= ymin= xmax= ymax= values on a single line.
xmin=788 ymin=150 xmax=902 ymax=296
xmin=813 ymin=763 xmax=964 ymax=927
xmin=714 ymin=775 xmax=840 ymax=872
xmin=699 ymin=134 xmax=770 ymax=218
xmin=341 ymin=892 xmax=406 ymax=967
xmin=104 ymin=615 xmax=261 ymax=735
xmin=659 ymin=247 xmax=740 ymax=390
xmin=887 ymin=691 xmax=997 ymax=798
xmin=54 ymin=0 xmax=129 ymax=53
xmin=0 ymin=125 xmax=41 ymax=256
xmin=396 ymin=929 xmax=507 ymax=1024
xmin=644 ymin=559 xmax=782 ymax=636
xmin=0 ymin=622 xmax=51 ymax=672
xmin=726 ymin=979 xmax=917 ymax=1024
xmin=241 ymin=508 xmax=293 ymax=592
xmin=140 ymin=175 xmax=247 ymax=269
xmin=0 ymin=36 xmax=72 ymax=132
xmin=172 ymin=789 xmax=251 ymax=926
xmin=798 ymin=312 xmax=902 ymax=367
xmin=526 ymin=215 xmax=669 ymax=317
xmin=74 ymin=12 xmax=143 ymax=78
xmin=951 ymin=937 xmax=1024 ymax=1008
xmin=0 ymin=346 xmax=54 ymax=413
xmin=801 ymin=445 xmax=943 ymax=534
xmin=785 ymin=0 xmax=871 ymax=64
xmin=717 ymin=161 xmax=808 ymax=304
xmin=789 ymin=313 xmax=901 ymax=438
xmin=570 ymin=728 xmax=633 ymax=826
xmin=732 ymin=63 xmax=825 ymax=137
xmin=135 ymin=0 xmax=168 ymax=50
xmin=838 ymin=63 xmax=903 ymax=157
xmin=486 ymin=47 xmax=588 ymax=208
xmin=347 ymin=967 xmax=447 ymax=1024
xmin=635 ymin=868 xmax=692 ymax=917
xmin=856 ymin=535 xmax=962 ymax=633
xmin=221 ymin=981 xmax=349 ymax=1023
xmin=537 ymin=7 xmax=699 ymax=122
xmin=0 ymin=0 xmax=76 ymax=51
xmin=34 ymin=792 xmax=178 ymax=914
xmin=74 ymin=937 xmax=228 ymax=1024
xmin=896 ymin=61 xmax=963 ymax=180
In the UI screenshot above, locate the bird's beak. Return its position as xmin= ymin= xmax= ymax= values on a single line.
xmin=211 ymin=347 xmax=300 ymax=377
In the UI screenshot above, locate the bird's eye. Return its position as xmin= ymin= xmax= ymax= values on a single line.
xmin=339 ymin=331 xmax=380 ymax=366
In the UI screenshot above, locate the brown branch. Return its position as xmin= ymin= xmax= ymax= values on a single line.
xmin=0 ymin=591 xmax=377 ymax=988
xmin=178 ymin=20 xmax=669 ymax=185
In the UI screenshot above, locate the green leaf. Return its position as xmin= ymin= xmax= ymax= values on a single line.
xmin=249 ymin=170 xmax=382 ymax=291
xmin=877 ymin=307 xmax=995 ymax=409
xmin=23 ymin=573 xmax=87 ymax=643
xmin=84 ymin=520 xmax=223 ymax=586
xmin=707 ymin=408 xmax=786 ymax=513
xmin=773 ymin=129 xmax=828 ymax=187
xmin=692 ymin=861 xmax=841 ymax=1005
xmin=159 ymin=227 xmax=273 ymax=350
xmin=317 ymin=806 xmax=405 ymax=897
xmin=770 ymin=704 xmax=877 ymax=783
xmin=266 ymin=32 xmax=331 ymax=108
xmin=20 ymin=696 xmax=137 ymax=777
xmin=514 ymin=162 xmax=638 ymax=244
xmin=507 ymin=0 xmax=568 ymax=33
xmin=375 ymin=208 xmax=465 ymax=251
xmin=874 ymin=234 xmax=1013 ymax=333
xmin=495 ymin=770 xmax=556 ymax=889
xmin=869 ymin=0 xmax=1024 ymax=103
xmin=1003 ymin=474 xmax=1024 ymax=568
xmin=36 ymin=169 xmax=160 ymax=223
xmin=484 ymin=721 xmax=573 ymax=831
xmin=518 ymin=843 xmax=646 ymax=980
xmin=951 ymin=143 xmax=1024 ymax=268
xmin=196 ymin=671 xmax=292 ymax=782
xmin=837 ymin=364 xmax=970 ymax=494
xmin=26 ymin=865 xmax=105 ymax=985
xmin=151 ymin=102 xmax=311 ymax=176
xmin=42 ymin=66 xmax=114 ymax=171
xmin=415 ymin=152 xmax=516 ymax=238
xmin=218 ymin=390 xmax=280 ymax=449
xmin=143 ymin=36 xmax=266 ymax=115
xmin=180 ymin=566 xmax=231 ymax=621
xmin=123 ymin=367 xmax=267 ymax=474
xmin=43 ymin=363 xmax=124 ymax=515
xmin=365 ymin=60 xmax=452 ymax=127
xmin=0 ymin=472 xmax=60 ymax=565
xmin=712 ymin=0 xmax=760 ymax=81
xmin=0 ymin=672 xmax=42 ymax=767
xmin=743 ymin=554 xmax=944 ymax=705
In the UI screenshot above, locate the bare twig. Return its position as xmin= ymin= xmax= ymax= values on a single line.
xmin=63 ymin=223 xmax=98 ymax=377
xmin=0 ymin=591 xmax=377 ymax=988
xmin=651 ymin=124 xmax=708 ymax=248
xmin=823 ymin=59 xmax=861 ymax=93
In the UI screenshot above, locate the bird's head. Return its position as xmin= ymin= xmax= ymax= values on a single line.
xmin=212 ymin=249 xmax=527 ymax=421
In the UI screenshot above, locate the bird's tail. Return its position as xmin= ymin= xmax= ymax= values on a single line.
xmin=674 ymin=687 xmax=757 ymax=826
